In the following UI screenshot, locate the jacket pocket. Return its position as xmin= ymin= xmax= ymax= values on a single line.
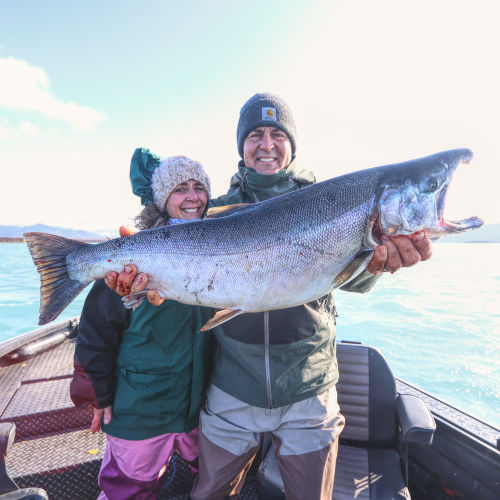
xmin=112 ymin=368 xmax=181 ymax=418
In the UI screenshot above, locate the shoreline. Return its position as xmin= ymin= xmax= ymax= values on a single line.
xmin=0 ymin=237 xmax=25 ymax=243
xmin=0 ymin=237 xmax=106 ymax=243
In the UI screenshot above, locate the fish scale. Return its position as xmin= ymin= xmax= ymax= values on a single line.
xmin=24 ymin=148 xmax=483 ymax=329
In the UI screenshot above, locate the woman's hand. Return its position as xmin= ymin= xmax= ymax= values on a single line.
xmin=105 ymin=265 xmax=164 ymax=305
xmin=104 ymin=225 xmax=165 ymax=305
xmin=92 ymin=406 xmax=112 ymax=433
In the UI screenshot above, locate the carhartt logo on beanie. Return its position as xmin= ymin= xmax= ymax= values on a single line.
xmin=262 ymin=107 xmax=276 ymax=120
xmin=237 ymin=93 xmax=297 ymax=158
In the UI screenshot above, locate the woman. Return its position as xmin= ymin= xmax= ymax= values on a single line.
xmin=70 ymin=151 xmax=213 ymax=500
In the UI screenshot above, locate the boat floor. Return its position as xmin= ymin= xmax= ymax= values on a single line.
xmin=1 ymin=334 xmax=499 ymax=499
xmin=0 ymin=337 xmax=261 ymax=499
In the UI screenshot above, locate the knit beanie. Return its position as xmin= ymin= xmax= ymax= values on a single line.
xmin=236 ymin=93 xmax=297 ymax=158
xmin=151 ymin=156 xmax=211 ymax=211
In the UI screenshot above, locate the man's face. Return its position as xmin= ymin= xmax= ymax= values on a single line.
xmin=243 ymin=126 xmax=293 ymax=175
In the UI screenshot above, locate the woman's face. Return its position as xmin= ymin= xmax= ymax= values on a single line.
xmin=165 ymin=179 xmax=208 ymax=220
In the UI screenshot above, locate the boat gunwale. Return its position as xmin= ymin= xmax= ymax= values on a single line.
xmin=0 ymin=317 xmax=79 ymax=359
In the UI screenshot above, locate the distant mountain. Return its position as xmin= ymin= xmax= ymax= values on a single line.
xmin=0 ymin=224 xmax=107 ymax=240
xmin=436 ymin=223 xmax=500 ymax=243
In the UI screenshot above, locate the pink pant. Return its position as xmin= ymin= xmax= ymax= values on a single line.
xmin=98 ymin=427 xmax=199 ymax=500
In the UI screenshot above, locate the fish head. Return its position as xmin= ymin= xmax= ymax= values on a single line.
xmin=375 ymin=148 xmax=483 ymax=241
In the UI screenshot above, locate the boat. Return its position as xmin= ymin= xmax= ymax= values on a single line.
xmin=1 ymin=317 xmax=499 ymax=499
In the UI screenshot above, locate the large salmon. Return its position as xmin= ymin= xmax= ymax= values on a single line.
xmin=25 ymin=148 xmax=483 ymax=328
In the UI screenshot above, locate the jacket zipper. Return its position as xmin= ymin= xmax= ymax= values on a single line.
xmin=264 ymin=311 xmax=273 ymax=408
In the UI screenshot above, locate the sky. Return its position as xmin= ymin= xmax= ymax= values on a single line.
xmin=1 ymin=0 xmax=499 ymax=233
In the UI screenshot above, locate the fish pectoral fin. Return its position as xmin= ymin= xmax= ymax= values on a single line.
xmin=205 ymin=203 xmax=251 ymax=219
xmin=201 ymin=308 xmax=243 ymax=331
xmin=334 ymin=249 xmax=374 ymax=288
xmin=122 ymin=291 xmax=148 ymax=310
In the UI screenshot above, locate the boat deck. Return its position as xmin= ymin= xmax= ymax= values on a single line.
xmin=1 ymin=322 xmax=499 ymax=499
xmin=0 ymin=329 xmax=261 ymax=499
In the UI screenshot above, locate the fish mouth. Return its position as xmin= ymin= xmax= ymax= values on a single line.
xmin=434 ymin=216 xmax=484 ymax=235
xmin=436 ymin=157 xmax=471 ymax=219
xmin=373 ymin=207 xmax=484 ymax=242
xmin=433 ymin=156 xmax=483 ymax=235
xmin=373 ymin=150 xmax=483 ymax=242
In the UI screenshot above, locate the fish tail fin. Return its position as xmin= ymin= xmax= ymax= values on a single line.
xmin=24 ymin=232 xmax=89 ymax=325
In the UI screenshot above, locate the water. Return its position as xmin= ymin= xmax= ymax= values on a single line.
xmin=0 ymin=243 xmax=90 ymax=339
xmin=1 ymin=242 xmax=499 ymax=428
xmin=335 ymin=243 xmax=500 ymax=428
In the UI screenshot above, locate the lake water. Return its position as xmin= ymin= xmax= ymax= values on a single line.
xmin=1 ymin=242 xmax=499 ymax=428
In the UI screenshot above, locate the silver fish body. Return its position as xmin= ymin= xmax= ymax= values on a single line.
xmin=25 ymin=148 xmax=483 ymax=327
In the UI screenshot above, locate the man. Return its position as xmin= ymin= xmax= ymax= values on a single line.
xmin=108 ymin=93 xmax=431 ymax=499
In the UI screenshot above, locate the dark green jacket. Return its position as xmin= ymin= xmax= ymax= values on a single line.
xmin=211 ymin=159 xmax=315 ymax=206
xmin=209 ymin=160 xmax=379 ymax=408
xmin=71 ymin=280 xmax=213 ymax=440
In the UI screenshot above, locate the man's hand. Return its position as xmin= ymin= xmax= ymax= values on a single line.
xmin=92 ymin=406 xmax=112 ymax=433
xmin=366 ymin=231 xmax=432 ymax=275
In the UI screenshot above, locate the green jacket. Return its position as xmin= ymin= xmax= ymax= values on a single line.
xmin=72 ymin=279 xmax=213 ymax=441
xmin=209 ymin=159 xmax=379 ymax=408
xmin=103 ymin=300 xmax=212 ymax=439
xmin=104 ymin=300 xmax=213 ymax=439
xmin=211 ymin=159 xmax=315 ymax=206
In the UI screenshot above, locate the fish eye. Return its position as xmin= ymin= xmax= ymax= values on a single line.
xmin=427 ymin=177 xmax=440 ymax=191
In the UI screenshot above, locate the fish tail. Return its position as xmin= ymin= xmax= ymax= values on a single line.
xmin=24 ymin=232 xmax=89 ymax=325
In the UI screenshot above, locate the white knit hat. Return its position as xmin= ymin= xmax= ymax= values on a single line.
xmin=151 ymin=156 xmax=211 ymax=211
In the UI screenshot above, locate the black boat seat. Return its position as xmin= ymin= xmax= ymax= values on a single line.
xmin=0 ymin=423 xmax=48 ymax=500
xmin=257 ymin=342 xmax=436 ymax=499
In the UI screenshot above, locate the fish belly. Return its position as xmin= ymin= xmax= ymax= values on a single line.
xmin=144 ymin=227 xmax=366 ymax=311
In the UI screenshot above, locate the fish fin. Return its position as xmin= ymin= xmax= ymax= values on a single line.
xmin=122 ymin=292 xmax=148 ymax=309
xmin=333 ymin=249 xmax=374 ymax=288
xmin=205 ymin=204 xmax=250 ymax=219
xmin=200 ymin=308 xmax=243 ymax=331
xmin=23 ymin=232 xmax=89 ymax=325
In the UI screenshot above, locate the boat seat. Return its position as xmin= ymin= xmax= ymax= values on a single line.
xmin=257 ymin=341 xmax=436 ymax=499
xmin=0 ymin=423 xmax=48 ymax=500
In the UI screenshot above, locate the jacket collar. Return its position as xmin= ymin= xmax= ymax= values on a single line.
xmin=231 ymin=158 xmax=315 ymax=193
